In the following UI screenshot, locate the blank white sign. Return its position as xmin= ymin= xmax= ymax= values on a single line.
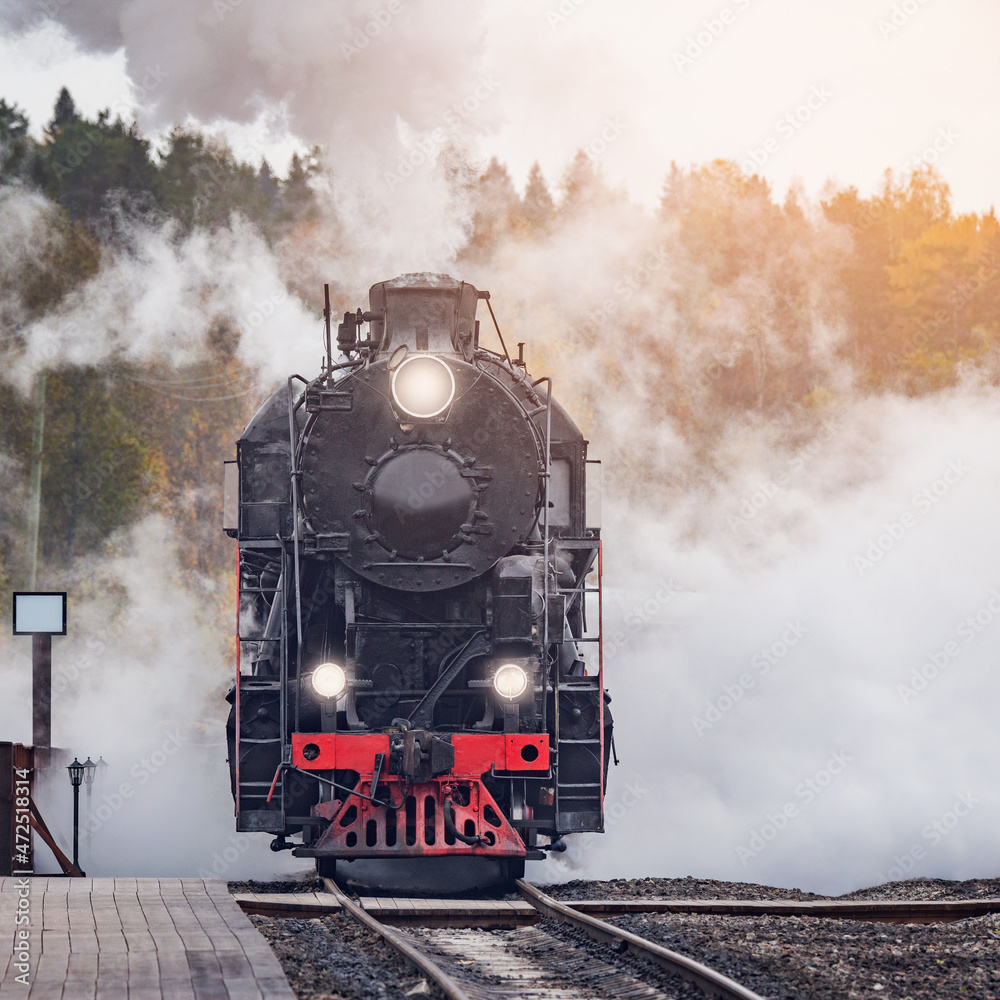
xmin=13 ymin=593 xmax=66 ymax=634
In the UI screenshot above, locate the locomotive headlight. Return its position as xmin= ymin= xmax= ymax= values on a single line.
xmin=311 ymin=662 xmax=347 ymax=699
xmin=493 ymin=663 xmax=529 ymax=700
xmin=391 ymin=354 xmax=456 ymax=419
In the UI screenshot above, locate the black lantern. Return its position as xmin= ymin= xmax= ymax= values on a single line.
xmin=82 ymin=757 xmax=97 ymax=859
xmin=66 ymin=757 xmax=85 ymax=873
xmin=67 ymin=758 xmax=84 ymax=787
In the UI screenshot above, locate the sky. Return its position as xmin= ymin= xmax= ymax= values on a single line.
xmin=0 ymin=0 xmax=998 ymax=212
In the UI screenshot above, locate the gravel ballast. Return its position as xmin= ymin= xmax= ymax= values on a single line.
xmin=234 ymin=876 xmax=1000 ymax=999
xmin=248 ymin=911 xmax=447 ymax=1000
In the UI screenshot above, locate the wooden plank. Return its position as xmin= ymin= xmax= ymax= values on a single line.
xmin=0 ymin=879 xmax=295 ymax=998
xmin=65 ymin=951 xmax=100 ymax=983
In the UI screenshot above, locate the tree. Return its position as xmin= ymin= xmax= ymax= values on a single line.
xmin=33 ymin=97 xmax=159 ymax=221
xmin=559 ymin=149 xmax=613 ymax=216
xmin=38 ymin=367 xmax=162 ymax=564
xmin=280 ymin=148 xmax=321 ymax=224
xmin=49 ymin=87 xmax=78 ymax=134
xmin=464 ymin=157 xmax=521 ymax=258
xmin=0 ymin=98 xmax=31 ymax=178
xmin=522 ymin=161 xmax=554 ymax=231
xmin=157 ymin=127 xmax=269 ymax=232
xmin=822 ymin=166 xmax=956 ymax=385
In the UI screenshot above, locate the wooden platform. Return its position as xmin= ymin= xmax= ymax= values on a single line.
xmin=0 ymin=877 xmax=295 ymax=999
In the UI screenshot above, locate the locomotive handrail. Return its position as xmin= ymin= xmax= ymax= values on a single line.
xmin=287 ymin=374 xmax=310 ymax=759
xmin=536 ymin=375 xmax=553 ymax=738
xmin=482 ymin=295 xmax=512 ymax=366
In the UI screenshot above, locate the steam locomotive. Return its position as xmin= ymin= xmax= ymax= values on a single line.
xmin=224 ymin=273 xmax=611 ymax=880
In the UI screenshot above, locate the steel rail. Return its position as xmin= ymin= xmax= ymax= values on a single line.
xmin=321 ymin=878 xmax=473 ymax=1000
xmin=517 ymin=880 xmax=768 ymax=1000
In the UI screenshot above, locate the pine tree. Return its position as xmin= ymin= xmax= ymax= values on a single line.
xmin=522 ymin=161 xmax=554 ymax=230
xmin=0 ymin=98 xmax=31 ymax=178
xmin=49 ymin=87 xmax=78 ymax=134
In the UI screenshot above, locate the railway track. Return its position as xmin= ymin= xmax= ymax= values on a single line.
xmin=320 ymin=877 xmax=766 ymax=1000
xmin=237 ymin=882 xmax=1000 ymax=998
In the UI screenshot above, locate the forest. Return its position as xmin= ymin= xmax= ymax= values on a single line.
xmin=2 ymin=87 xmax=999 ymax=635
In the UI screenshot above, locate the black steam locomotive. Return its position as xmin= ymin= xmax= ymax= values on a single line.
xmin=224 ymin=273 xmax=611 ymax=880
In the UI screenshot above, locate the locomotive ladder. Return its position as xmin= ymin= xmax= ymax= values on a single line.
xmin=553 ymin=539 xmax=604 ymax=833
xmin=236 ymin=537 xmax=288 ymax=817
xmin=552 ymin=544 xmax=605 ymax=830
xmin=535 ymin=377 xmax=606 ymax=834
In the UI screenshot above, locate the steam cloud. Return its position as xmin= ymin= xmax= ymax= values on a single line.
xmin=0 ymin=0 xmax=502 ymax=278
xmin=0 ymin=517 xmax=299 ymax=879
xmin=2 ymin=1 xmax=998 ymax=893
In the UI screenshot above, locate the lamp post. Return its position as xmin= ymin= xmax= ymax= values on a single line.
xmin=82 ymin=757 xmax=96 ymax=859
xmin=67 ymin=758 xmax=85 ymax=874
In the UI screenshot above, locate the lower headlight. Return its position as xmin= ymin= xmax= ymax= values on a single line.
xmin=311 ymin=663 xmax=347 ymax=699
xmin=493 ymin=663 xmax=529 ymax=700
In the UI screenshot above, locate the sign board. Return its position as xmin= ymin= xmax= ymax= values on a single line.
xmin=12 ymin=593 xmax=66 ymax=635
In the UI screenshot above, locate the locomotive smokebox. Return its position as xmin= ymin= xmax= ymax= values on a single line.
xmin=298 ymin=274 xmax=545 ymax=593
xmin=368 ymin=273 xmax=480 ymax=358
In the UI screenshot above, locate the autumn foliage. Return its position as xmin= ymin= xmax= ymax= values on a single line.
xmin=2 ymin=87 xmax=999 ymax=615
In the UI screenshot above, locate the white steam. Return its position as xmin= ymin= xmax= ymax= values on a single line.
xmin=1 ymin=516 xmax=301 ymax=878
xmin=2 ymin=194 xmax=318 ymax=389
xmin=541 ymin=387 xmax=1000 ymax=894
xmin=5 ymin=1 xmax=999 ymax=894
xmin=0 ymin=0 xmax=504 ymax=280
